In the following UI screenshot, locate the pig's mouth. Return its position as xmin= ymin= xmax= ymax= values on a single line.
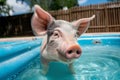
xmin=56 ymin=49 xmax=73 ymax=63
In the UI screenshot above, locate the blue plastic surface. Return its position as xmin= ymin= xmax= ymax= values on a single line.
xmin=0 ymin=33 xmax=120 ymax=79
xmin=0 ymin=39 xmax=42 ymax=79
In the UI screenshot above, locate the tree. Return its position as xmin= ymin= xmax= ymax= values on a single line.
xmin=28 ymin=0 xmax=52 ymax=11
xmin=28 ymin=0 xmax=78 ymax=11
xmin=49 ymin=0 xmax=78 ymax=10
xmin=0 ymin=0 xmax=6 ymax=5
xmin=0 ymin=0 xmax=13 ymax=16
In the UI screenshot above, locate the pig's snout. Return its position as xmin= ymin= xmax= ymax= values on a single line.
xmin=65 ymin=44 xmax=81 ymax=59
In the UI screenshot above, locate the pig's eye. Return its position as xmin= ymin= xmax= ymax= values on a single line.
xmin=75 ymin=31 xmax=79 ymax=38
xmin=75 ymin=34 xmax=79 ymax=38
xmin=53 ymin=31 xmax=60 ymax=38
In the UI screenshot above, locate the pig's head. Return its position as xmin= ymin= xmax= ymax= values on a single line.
xmin=31 ymin=5 xmax=95 ymax=63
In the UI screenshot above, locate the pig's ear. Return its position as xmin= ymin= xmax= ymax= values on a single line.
xmin=31 ymin=5 xmax=54 ymax=36
xmin=72 ymin=15 xmax=95 ymax=36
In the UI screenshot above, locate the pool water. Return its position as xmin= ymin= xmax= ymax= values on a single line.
xmin=0 ymin=34 xmax=120 ymax=80
xmin=12 ymin=39 xmax=120 ymax=80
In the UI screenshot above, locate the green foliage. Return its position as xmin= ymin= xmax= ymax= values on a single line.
xmin=0 ymin=0 xmax=6 ymax=5
xmin=28 ymin=0 xmax=51 ymax=10
xmin=0 ymin=0 xmax=12 ymax=16
xmin=29 ymin=0 xmax=78 ymax=11
xmin=49 ymin=0 xmax=78 ymax=10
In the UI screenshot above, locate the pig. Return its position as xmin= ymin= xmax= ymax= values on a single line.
xmin=31 ymin=5 xmax=95 ymax=75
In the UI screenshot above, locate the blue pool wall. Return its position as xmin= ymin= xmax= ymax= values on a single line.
xmin=0 ymin=39 xmax=42 ymax=79
xmin=0 ymin=33 xmax=120 ymax=79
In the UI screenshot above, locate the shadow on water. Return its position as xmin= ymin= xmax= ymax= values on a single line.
xmin=46 ymin=62 xmax=76 ymax=80
xmin=16 ymin=62 xmax=76 ymax=80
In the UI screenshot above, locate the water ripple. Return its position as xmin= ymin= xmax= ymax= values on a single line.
xmin=8 ymin=46 xmax=120 ymax=80
xmin=74 ymin=54 xmax=120 ymax=80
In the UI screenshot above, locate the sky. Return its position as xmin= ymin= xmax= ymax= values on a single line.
xmin=6 ymin=0 xmax=31 ymax=16
xmin=6 ymin=0 xmax=108 ymax=16
xmin=78 ymin=0 xmax=108 ymax=6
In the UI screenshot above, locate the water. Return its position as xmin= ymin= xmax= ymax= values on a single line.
xmin=12 ymin=44 xmax=120 ymax=80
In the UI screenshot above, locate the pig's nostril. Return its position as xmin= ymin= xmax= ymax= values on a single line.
xmin=66 ymin=45 xmax=81 ymax=59
xmin=67 ymin=50 xmax=73 ymax=54
xmin=76 ymin=50 xmax=81 ymax=54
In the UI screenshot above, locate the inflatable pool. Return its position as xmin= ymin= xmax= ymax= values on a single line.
xmin=0 ymin=33 xmax=120 ymax=80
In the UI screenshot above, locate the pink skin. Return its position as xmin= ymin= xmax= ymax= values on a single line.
xmin=31 ymin=5 xmax=95 ymax=75
xmin=65 ymin=44 xmax=81 ymax=59
xmin=56 ymin=31 xmax=82 ymax=60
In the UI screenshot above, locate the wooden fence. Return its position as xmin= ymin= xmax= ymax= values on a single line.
xmin=0 ymin=2 xmax=120 ymax=37
xmin=0 ymin=13 xmax=33 ymax=37
xmin=49 ymin=2 xmax=120 ymax=33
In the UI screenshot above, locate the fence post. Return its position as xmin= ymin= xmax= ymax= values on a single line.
xmin=105 ymin=5 xmax=109 ymax=32
xmin=69 ymin=8 xmax=72 ymax=22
